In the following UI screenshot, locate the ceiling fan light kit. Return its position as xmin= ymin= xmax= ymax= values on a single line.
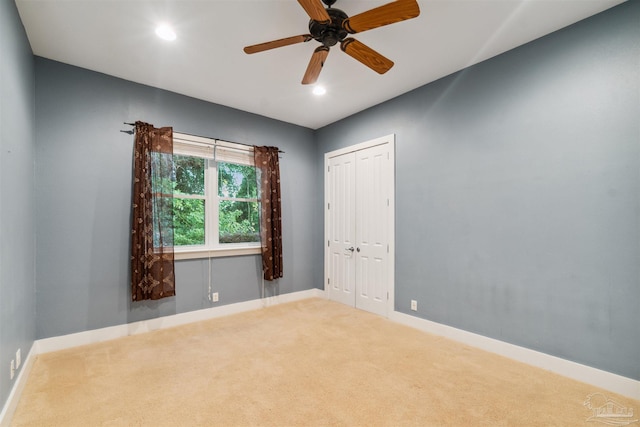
xmin=155 ymin=23 xmax=177 ymax=41
xmin=244 ymin=0 xmax=420 ymax=85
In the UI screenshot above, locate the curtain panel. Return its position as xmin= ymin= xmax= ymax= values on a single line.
xmin=254 ymin=146 xmax=283 ymax=281
xmin=130 ymin=121 xmax=176 ymax=301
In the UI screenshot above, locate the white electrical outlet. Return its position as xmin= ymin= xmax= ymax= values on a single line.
xmin=212 ymin=292 xmax=219 ymax=302
xmin=10 ymin=360 xmax=15 ymax=380
xmin=410 ymin=300 xmax=418 ymax=311
xmin=16 ymin=348 xmax=21 ymax=369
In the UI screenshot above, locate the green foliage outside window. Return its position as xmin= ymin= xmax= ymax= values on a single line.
xmin=173 ymin=199 xmax=205 ymax=246
xmin=172 ymin=155 xmax=206 ymax=246
xmin=218 ymin=162 xmax=260 ymax=244
xmin=168 ymin=155 xmax=260 ymax=246
xmin=174 ymin=156 xmax=205 ymax=195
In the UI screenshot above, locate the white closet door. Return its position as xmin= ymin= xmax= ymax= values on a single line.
xmin=354 ymin=144 xmax=390 ymax=317
xmin=327 ymin=152 xmax=357 ymax=307
xmin=326 ymin=140 xmax=392 ymax=317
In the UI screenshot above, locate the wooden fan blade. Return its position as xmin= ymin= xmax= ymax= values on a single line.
xmin=341 ymin=38 xmax=394 ymax=74
xmin=244 ymin=35 xmax=313 ymax=54
xmin=297 ymin=0 xmax=331 ymax=24
xmin=342 ymin=0 xmax=420 ymax=34
xmin=302 ymin=46 xmax=330 ymax=85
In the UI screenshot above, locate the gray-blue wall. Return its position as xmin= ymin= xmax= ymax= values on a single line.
xmin=0 ymin=0 xmax=36 ymax=411
xmin=316 ymin=1 xmax=639 ymax=380
xmin=34 ymin=58 xmax=319 ymax=339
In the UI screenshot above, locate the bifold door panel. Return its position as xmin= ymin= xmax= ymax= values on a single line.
xmin=326 ymin=141 xmax=391 ymax=317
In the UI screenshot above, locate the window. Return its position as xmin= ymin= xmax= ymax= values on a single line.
xmin=218 ymin=162 xmax=260 ymax=243
xmin=171 ymin=133 xmax=261 ymax=259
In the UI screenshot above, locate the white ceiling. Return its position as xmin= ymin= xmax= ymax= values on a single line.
xmin=16 ymin=0 xmax=625 ymax=130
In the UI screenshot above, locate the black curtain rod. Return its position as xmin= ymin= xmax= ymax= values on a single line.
xmin=121 ymin=122 xmax=284 ymax=153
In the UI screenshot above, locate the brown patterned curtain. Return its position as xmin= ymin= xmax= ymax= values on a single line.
xmin=254 ymin=146 xmax=283 ymax=281
xmin=130 ymin=121 xmax=176 ymax=301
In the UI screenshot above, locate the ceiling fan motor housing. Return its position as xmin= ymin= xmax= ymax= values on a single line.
xmin=309 ymin=8 xmax=348 ymax=47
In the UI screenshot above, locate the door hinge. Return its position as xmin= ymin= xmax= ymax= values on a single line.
xmin=387 ymin=198 xmax=390 ymax=207
xmin=328 ymin=165 xmax=330 ymax=172
xmin=387 ymin=291 xmax=389 ymax=300
xmin=327 ymin=202 xmax=330 ymax=210
xmin=328 ymin=240 xmax=330 ymax=247
xmin=328 ymin=278 xmax=330 ymax=285
xmin=387 ymin=244 xmax=389 ymax=253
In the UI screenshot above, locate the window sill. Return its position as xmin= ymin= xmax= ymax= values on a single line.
xmin=174 ymin=246 xmax=261 ymax=260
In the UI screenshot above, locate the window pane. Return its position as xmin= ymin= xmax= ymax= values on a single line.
xmin=218 ymin=162 xmax=257 ymax=199
xmin=173 ymin=198 xmax=205 ymax=246
xmin=151 ymin=152 xmax=174 ymax=196
xmin=174 ymin=155 xmax=205 ymax=196
xmin=152 ymin=196 xmax=174 ymax=248
xmin=219 ymin=200 xmax=260 ymax=243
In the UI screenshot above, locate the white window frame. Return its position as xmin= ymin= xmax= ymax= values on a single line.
xmin=172 ymin=132 xmax=261 ymax=260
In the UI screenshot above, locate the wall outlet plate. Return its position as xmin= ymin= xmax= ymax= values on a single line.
xmin=10 ymin=360 xmax=15 ymax=380
xmin=212 ymin=292 xmax=219 ymax=302
xmin=410 ymin=300 xmax=418 ymax=311
xmin=16 ymin=348 xmax=21 ymax=369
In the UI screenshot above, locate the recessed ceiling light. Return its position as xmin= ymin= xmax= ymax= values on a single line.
xmin=313 ymin=85 xmax=326 ymax=96
xmin=155 ymin=24 xmax=176 ymax=41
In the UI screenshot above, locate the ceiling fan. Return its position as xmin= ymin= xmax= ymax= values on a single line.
xmin=243 ymin=0 xmax=420 ymax=85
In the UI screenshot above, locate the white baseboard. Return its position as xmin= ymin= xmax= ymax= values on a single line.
xmin=0 ymin=344 xmax=36 ymax=427
xmin=389 ymin=310 xmax=640 ymax=400
xmin=36 ymin=288 xmax=324 ymax=355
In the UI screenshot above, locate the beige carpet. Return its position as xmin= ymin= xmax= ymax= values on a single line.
xmin=11 ymin=298 xmax=639 ymax=426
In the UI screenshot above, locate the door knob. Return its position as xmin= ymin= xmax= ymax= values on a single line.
xmin=347 ymin=247 xmax=355 ymax=252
